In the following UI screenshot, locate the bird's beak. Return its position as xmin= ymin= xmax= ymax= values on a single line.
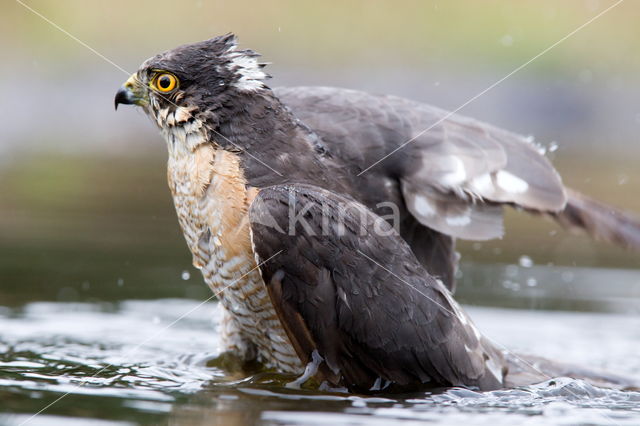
xmin=114 ymin=74 xmax=147 ymax=110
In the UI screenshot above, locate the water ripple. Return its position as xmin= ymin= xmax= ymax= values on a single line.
xmin=1 ymin=299 xmax=639 ymax=425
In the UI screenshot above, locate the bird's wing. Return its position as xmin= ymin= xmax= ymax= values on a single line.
xmin=396 ymin=107 xmax=565 ymax=240
xmin=275 ymin=86 xmax=565 ymax=241
xmin=248 ymin=183 xmax=505 ymax=392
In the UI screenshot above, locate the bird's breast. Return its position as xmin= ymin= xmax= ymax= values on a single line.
xmin=165 ymin=134 xmax=302 ymax=373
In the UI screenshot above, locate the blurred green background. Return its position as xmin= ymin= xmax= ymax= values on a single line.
xmin=1 ymin=0 xmax=639 ymax=309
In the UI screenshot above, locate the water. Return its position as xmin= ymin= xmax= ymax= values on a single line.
xmin=1 ymin=296 xmax=639 ymax=425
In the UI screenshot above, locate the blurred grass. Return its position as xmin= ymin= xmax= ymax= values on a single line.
xmin=5 ymin=0 xmax=640 ymax=73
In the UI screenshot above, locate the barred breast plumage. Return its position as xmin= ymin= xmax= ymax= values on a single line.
xmin=162 ymin=110 xmax=302 ymax=373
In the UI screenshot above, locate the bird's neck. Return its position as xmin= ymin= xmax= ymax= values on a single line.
xmin=220 ymin=90 xmax=321 ymax=151
xmin=214 ymin=89 xmax=335 ymax=187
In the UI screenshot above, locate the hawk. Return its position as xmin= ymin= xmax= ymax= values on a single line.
xmin=115 ymin=34 xmax=640 ymax=392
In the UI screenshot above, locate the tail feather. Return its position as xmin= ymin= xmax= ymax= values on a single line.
xmin=553 ymin=188 xmax=640 ymax=251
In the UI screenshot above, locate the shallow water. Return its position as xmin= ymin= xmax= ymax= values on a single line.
xmin=2 ymin=296 xmax=640 ymax=426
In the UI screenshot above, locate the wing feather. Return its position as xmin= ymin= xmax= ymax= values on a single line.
xmin=249 ymin=183 xmax=506 ymax=392
xmin=276 ymin=86 xmax=567 ymax=241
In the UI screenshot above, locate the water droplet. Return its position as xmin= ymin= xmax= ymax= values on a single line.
xmin=526 ymin=277 xmax=538 ymax=287
xmin=500 ymin=35 xmax=514 ymax=47
xmin=519 ymin=255 xmax=534 ymax=268
xmin=472 ymin=242 xmax=482 ymax=251
xmin=181 ymin=270 xmax=191 ymax=280
xmin=82 ymin=281 xmax=91 ymax=290
xmin=117 ymin=278 xmax=124 ymax=287
xmin=152 ymin=316 xmax=161 ymax=324
xmin=618 ymin=174 xmax=629 ymax=185
xmin=548 ymin=142 xmax=558 ymax=152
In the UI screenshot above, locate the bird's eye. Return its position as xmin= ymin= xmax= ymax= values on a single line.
xmin=152 ymin=73 xmax=178 ymax=93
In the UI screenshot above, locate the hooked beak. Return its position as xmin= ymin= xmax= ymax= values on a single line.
xmin=114 ymin=74 xmax=146 ymax=110
xmin=114 ymin=86 xmax=133 ymax=110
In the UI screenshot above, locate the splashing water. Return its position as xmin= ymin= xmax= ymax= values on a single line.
xmin=1 ymin=297 xmax=639 ymax=425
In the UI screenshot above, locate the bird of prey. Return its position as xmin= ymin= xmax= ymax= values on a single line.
xmin=115 ymin=34 xmax=640 ymax=393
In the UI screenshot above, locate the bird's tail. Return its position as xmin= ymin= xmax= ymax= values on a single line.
xmin=552 ymin=188 xmax=640 ymax=251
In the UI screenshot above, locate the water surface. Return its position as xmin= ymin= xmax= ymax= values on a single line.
xmin=2 ymin=295 xmax=640 ymax=425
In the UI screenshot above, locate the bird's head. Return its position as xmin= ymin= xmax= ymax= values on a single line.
xmin=114 ymin=33 xmax=269 ymax=135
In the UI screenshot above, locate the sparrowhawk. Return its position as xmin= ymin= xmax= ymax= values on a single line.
xmin=115 ymin=34 xmax=640 ymax=392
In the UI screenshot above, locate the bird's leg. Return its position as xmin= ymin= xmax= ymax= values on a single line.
xmin=286 ymin=350 xmax=324 ymax=389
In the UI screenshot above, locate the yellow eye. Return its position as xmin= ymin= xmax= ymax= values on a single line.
xmin=152 ymin=73 xmax=178 ymax=93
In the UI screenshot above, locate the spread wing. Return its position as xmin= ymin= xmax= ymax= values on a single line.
xmin=276 ymin=86 xmax=565 ymax=240
xmin=248 ymin=184 xmax=506 ymax=392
